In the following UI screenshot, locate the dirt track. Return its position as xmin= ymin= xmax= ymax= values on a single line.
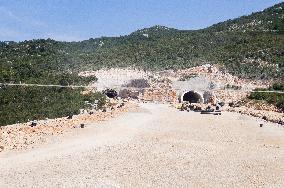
xmin=1 ymin=103 xmax=284 ymax=188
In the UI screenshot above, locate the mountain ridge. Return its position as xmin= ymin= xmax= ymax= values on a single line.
xmin=0 ymin=2 xmax=283 ymax=83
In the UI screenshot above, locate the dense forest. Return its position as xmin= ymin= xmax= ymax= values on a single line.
xmin=0 ymin=2 xmax=283 ymax=126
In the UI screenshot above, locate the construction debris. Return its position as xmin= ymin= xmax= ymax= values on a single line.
xmin=29 ymin=121 xmax=37 ymax=127
xmin=178 ymin=102 xmax=222 ymax=115
xmin=227 ymin=105 xmax=284 ymax=125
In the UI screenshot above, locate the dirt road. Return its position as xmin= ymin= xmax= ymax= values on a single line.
xmin=1 ymin=103 xmax=284 ymax=188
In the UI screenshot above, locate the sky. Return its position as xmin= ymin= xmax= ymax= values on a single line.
xmin=0 ymin=0 xmax=282 ymax=41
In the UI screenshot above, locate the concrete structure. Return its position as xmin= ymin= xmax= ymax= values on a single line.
xmin=180 ymin=91 xmax=204 ymax=103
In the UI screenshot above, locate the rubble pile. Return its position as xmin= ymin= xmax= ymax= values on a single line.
xmin=214 ymin=90 xmax=249 ymax=103
xmin=224 ymin=99 xmax=284 ymax=125
xmin=0 ymin=101 xmax=134 ymax=152
xmin=149 ymin=77 xmax=173 ymax=89
xmin=142 ymin=89 xmax=177 ymax=103
xmin=178 ymin=103 xmax=206 ymax=111
xmin=227 ymin=106 xmax=284 ymax=125
xmin=177 ymin=102 xmax=223 ymax=115
xmin=242 ymin=100 xmax=281 ymax=112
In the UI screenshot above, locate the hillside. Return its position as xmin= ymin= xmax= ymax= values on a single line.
xmin=1 ymin=2 xmax=283 ymax=83
xmin=207 ymin=2 xmax=284 ymax=33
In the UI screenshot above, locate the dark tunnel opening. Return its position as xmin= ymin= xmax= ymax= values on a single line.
xmin=103 ymin=89 xmax=118 ymax=98
xmin=182 ymin=91 xmax=202 ymax=103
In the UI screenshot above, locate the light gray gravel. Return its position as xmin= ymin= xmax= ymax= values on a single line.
xmin=0 ymin=103 xmax=284 ymax=188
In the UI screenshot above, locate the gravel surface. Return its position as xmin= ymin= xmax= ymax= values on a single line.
xmin=0 ymin=103 xmax=284 ymax=188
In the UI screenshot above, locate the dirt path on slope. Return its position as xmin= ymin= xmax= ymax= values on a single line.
xmin=0 ymin=103 xmax=284 ymax=188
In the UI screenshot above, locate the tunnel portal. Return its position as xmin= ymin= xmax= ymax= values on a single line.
xmin=182 ymin=91 xmax=203 ymax=103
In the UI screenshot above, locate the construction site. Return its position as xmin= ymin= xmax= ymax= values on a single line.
xmin=0 ymin=66 xmax=284 ymax=187
xmin=0 ymin=64 xmax=284 ymax=187
xmin=1 ymin=1 xmax=284 ymax=187
xmin=0 ymin=59 xmax=284 ymax=187
xmin=1 ymin=64 xmax=284 ymax=150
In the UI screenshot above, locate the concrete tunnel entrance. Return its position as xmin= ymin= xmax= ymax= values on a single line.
xmin=181 ymin=91 xmax=204 ymax=103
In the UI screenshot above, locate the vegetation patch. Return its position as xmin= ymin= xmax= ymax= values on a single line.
xmin=248 ymin=83 xmax=284 ymax=111
xmin=178 ymin=74 xmax=198 ymax=81
xmin=271 ymin=82 xmax=284 ymax=91
xmin=0 ymin=86 xmax=106 ymax=126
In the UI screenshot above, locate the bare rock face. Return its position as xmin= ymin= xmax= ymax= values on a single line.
xmin=81 ymin=68 xmax=151 ymax=91
xmin=119 ymin=89 xmax=140 ymax=99
xmin=142 ymin=89 xmax=177 ymax=102
xmin=215 ymin=90 xmax=249 ymax=103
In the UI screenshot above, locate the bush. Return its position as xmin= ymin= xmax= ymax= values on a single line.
xmin=83 ymin=92 xmax=106 ymax=108
xmin=271 ymin=83 xmax=284 ymax=91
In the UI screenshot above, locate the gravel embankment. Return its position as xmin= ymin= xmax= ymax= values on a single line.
xmin=0 ymin=103 xmax=284 ymax=188
xmin=0 ymin=101 xmax=132 ymax=151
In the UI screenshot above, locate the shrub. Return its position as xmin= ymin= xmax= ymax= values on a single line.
xmin=271 ymin=83 xmax=284 ymax=91
xmin=83 ymin=92 xmax=106 ymax=108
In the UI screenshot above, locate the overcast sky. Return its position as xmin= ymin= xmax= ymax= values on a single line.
xmin=0 ymin=0 xmax=282 ymax=41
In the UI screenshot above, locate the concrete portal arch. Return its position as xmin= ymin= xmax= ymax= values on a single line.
xmin=181 ymin=91 xmax=204 ymax=103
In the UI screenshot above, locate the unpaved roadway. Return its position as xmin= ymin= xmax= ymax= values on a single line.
xmin=1 ymin=103 xmax=284 ymax=188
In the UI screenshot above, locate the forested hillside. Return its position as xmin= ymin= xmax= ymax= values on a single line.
xmin=1 ymin=2 xmax=283 ymax=83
